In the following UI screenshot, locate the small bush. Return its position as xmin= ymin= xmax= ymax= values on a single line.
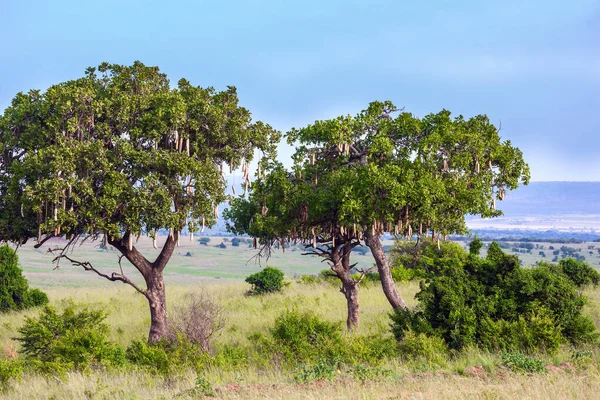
xmin=16 ymin=301 xmax=124 ymax=369
xmin=501 ymin=352 xmax=545 ymax=374
xmin=25 ymin=289 xmax=49 ymax=308
xmin=125 ymin=340 xmax=170 ymax=374
xmin=559 ymin=258 xmax=600 ymax=287
xmin=212 ymin=344 xmax=248 ymax=369
xmin=572 ymin=350 xmax=594 ymax=368
xmin=397 ymin=330 xmax=448 ymax=366
xmin=170 ymin=291 xmax=225 ymax=352
xmin=478 ymin=311 xmax=563 ymax=353
xmin=190 ymin=376 xmax=215 ymax=397
xmin=0 ymin=359 xmax=23 ymax=388
xmin=245 ymin=266 xmax=285 ymax=295
xmin=267 ymin=310 xmax=344 ymax=363
xmin=0 ymin=245 xmax=49 ymax=312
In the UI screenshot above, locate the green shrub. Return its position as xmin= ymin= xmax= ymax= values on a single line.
xmin=16 ymin=301 xmax=124 ymax=369
xmin=0 ymin=245 xmax=49 ymax=312
xmin=501 ymin=352 xmax=546 ymax=373
xmin=245 ymin=266 xmax=285 ymax=294
xmin=346 ymin=335 xmax=399 ymax=365
xmin=572 ymin=350 xmax=594 ymax=368
xmin=190 ymin=376 xmax=215 ymax=397
xmin=390 ymin=242 xmax=598 ymax=353
xmin=0 ymin=359 xmax=23 ymax=388
xmin=21 ymin=359 xmax=73 ymax=379
xmin=559 ymin=258 xmax=600 ymax=287
xmin=478 ymin=310 xmax=563 ymax=353
xmin=267 ymin=310 xmax=344 ymax=363
xmin=125 ymin=340 xmax=171 ymax=374
xmin=397 ymin=330 xmax=448 ymax=366
xmin=212 ymin=344 xmax=248 ymax=369
xmin=25 ymin=288 xmax=49 ymax=308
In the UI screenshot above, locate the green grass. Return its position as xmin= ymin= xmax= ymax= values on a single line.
xmin=2 ymin=237 xmax=600 ymax=399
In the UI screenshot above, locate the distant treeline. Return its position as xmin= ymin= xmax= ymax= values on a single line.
xmin=451 ymin=229 xmax=600 ymax=243
xmin=452 ymin=236 xmax=589 ymax=244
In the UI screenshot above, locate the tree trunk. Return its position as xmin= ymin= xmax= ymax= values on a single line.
xmin=109 ymin=233 xmax=175 ymax=344
xmin=365 ymin=230 xmax=407 ymax=310
xmin=341 ymin=278 xmax=360 ymax=330
xmin=145 ymin=268 xmax=169 ymax=343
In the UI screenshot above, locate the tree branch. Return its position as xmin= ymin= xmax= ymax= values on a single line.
xmin=34 ymin=233 xmax=55 ymax=249
xmin=56 ymin=254 xmax=149 ymax=298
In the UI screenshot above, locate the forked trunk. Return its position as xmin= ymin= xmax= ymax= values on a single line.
xmin=109 ymin=232 xmax=176 ymax=344
xmin=146 ymin=269 xmax=169 ymax=343
xmin=365 ymin=230 xmax=407 ymax=310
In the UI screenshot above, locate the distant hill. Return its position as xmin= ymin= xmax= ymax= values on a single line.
xmin=494 ymin=182 xmax=600 ymax=217
xmin=466 ymin=182 xmax=600 ymax=234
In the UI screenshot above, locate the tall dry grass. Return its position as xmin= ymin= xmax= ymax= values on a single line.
xmin=1 ymin=280 xmax=600 ymax=399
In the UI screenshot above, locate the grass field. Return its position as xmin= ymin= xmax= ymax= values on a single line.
xmin=2 ymin=236 xmax=600 ymax=399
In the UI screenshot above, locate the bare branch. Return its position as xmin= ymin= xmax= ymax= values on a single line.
xmin=56 ymin=254 xmax=149 ymax=298
xmin=48 ymin=234 xmax=79 ymax=269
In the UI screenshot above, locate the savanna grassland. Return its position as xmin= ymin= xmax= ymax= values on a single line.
xmin=2 ymin=237 xmax=600 ymax=399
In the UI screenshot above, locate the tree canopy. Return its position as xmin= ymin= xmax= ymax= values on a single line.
xmin=226 ymin=101 xmax=530 ymax=313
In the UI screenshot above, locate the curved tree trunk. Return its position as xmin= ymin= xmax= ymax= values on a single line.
xmin=330 ymin=242 xmax=361 ymax=330
xmin=110 ymin=233 xmax=176 ymax=343
xmin=341 ymin=278 xmax=360 ymax=330
xmin=365 ymin=230 xmax=407 ymax=310
xmin=145 ymin=269 xmax=169 ymax=343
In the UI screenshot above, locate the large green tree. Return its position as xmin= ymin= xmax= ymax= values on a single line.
xmin=227 ymin=101 xmax=530 ymax=317
xmin=0 ymin=62 xmax=278 ymax=342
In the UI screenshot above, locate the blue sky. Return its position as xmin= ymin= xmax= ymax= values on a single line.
xmin=1 ymin=0 xmax=599 ymax=181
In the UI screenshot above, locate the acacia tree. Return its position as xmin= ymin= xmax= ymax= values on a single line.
xmin=0 ymin=62 xmax=278 ymax=342
xmin=228 ymin=101 xmax=530 ymax=314
xmin=225 ymin=161 xmax=371 ymax=330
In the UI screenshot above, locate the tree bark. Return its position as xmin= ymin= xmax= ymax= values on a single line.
xmin=110 ymin=233 xmax=176 ymax=343
xmin=341 ymin=278 xmax=360 ymax=330
xmin=365 ymin=229 xmax=407 ymax=310
xmin=145 ymin=268 xmax=169 ymax=343
xmin=331 ymin=240 xmax=361 ymax=330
